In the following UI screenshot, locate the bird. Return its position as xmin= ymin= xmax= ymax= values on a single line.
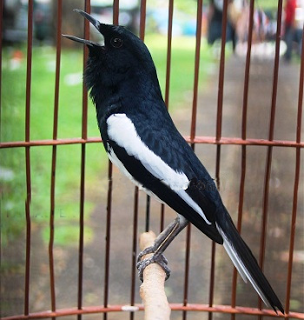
xmin=63 ymin=9 xmax=284 ymax=314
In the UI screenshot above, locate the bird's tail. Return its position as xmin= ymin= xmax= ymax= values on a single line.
xmin=216 ymin=210 xmax=284 ymax=314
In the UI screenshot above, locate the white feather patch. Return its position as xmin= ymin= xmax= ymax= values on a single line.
xmin=107 ymin=113 xmax=189 ymax=191
xmin=106 ymin=113 xmax=211 ymax=225
xmin=107 ymin=145 xmax=161 ymax=200
xmin=216 ymin=224 xmax=271 ymax=307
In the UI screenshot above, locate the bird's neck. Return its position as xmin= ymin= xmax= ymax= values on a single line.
xmin=90 ymin=69 xmax=163 ymax=121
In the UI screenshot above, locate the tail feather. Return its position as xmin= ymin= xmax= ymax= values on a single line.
xmin=216 ymin=216 xmax=284 ymax=314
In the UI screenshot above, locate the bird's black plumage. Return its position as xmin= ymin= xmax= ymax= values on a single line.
xmin=63 ymin=10 xmax=284 ymax=314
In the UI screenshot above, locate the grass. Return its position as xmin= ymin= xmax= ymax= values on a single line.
xmin=1 ymin=35 xmax=216 ymax=246
xmin=258 ymin=0 xmax=282 ymax=11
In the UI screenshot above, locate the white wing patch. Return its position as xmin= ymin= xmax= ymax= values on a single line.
xmin=107 ymin=113 xmax=211 ymax=225
xmin=107 ymin=113 xmax=188 ymax=190
xmin=107 ymin=145 xmax=161 ymax=200
xmin=216 ymin=223 xmax=270 ymax=307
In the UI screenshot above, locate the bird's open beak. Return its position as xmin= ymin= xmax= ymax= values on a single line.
xmin=62 ymin=9 xmax=102 ymax=47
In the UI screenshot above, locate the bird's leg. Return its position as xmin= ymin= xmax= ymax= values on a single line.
xmin=137 ymin=215 xmax=189 ymax=281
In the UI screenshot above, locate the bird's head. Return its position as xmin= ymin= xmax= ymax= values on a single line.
xmin=63 ymin=9 xmax=159 ymax=106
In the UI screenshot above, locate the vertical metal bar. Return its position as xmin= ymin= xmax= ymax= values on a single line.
xmin=160 ymin=0 xmax=174 ymax=232
xmin=183 ymin=1 xmax=203 ymax=319
xmin=145 ymin=195 xmax=151 ymax=232
xmin=0 ymin=0 xmax=2 ymax=247
xmin=190 ymin=0 xmax=203 ymax=143
xmin=0 ymin=5 xmax=4 ymax=313
xmin=130 ymin=187 xmax=139 ymax=320
xmin=139 ymin=0 xmax=147 ymax=41
xmin=49 ymin=1 xmax=63 ymax=317
xmin=78 ymin=2 xmax=91 ymax=319
xmin=258 ymin=0 xmax=283 ymax=316
xmin=240 ymin=0 xmax=255 ymax=143
xmin=113 ymin=0 xmax=119 ymax=24
xmin=78 ymin=143 xmax=86 ymax=320
xmin=103 ymin=162 xmax=113 ymax=320
xmin=138 ymin=0 xmax=152 ymax=234
xmin=0 ymin=0 xmax=3 ymax=129
xmin=52 ymin=0 xmax=62 ymax=142
xmin=285 ymin=26 xmax=304 ymax=318
xmin=182 ymin=225 xmax=191 ymax=320
xmin=260 ymin=0 xmax=283 ymax=285
xmin=231 ymin=1 xmax=255 ymax=317
xmin=215 ymin=0 xmax=228 ymax=142
xmin=129 ymin=0 xmax=138 ymax=308
xmin=209 ymin=1 xmax=228 ymax=319
xmin=25 ymin=3 xmax=34 ymax=143
xmin=103 ymin=3 xmax=119 ymax=320
xmin=49 ymin=145 xmax=57 ymax=318
xmin=208 ymin=242 xmax=216 ymax=320
xmin=24 ymin=0 xmax=34 ymax=315
xmin=164 ymin=0 xmax=173 ymax=110
xmin=138 ymin=0 xmax=156 ymax=234
xmin=81 ymin=0 xmax=90 ymax=142
xmin=295 ymin=27 xmax=304 ymax=152
xmin=268 ymin=2 xmax=283 ymax=143
xmin=159 ymin=205 xmax=165 ymax=232
xmin=154 ymin=0 xmax=174 ymax=240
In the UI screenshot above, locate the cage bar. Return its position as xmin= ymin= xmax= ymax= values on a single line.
xmin=48 ymin=2 xmax=63 ymax=320
xmin=24 ymin=0 xmax=34 ymax=316
xmin=230 ymin=1 xmax=255 ymax=319
xmin=285 ymin=26 xmax=304 ymax=319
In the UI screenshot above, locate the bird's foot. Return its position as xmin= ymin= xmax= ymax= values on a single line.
xmin=136 ymin=247 xmax=170 ymax=281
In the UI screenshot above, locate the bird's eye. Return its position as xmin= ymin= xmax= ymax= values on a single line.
xmin=110 ymin=37 xmax=123 ymax=48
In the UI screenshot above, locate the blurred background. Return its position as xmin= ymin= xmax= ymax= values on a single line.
xmin=2 ymin=0 xmax=303 ymax=47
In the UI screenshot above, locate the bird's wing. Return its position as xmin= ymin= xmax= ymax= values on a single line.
xmin=107 ymin=113 xmax=189 ymax=191
xmin=106 ymin=113 xmax=222 ymax=242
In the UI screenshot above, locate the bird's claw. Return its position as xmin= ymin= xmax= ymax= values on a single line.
xmin=136 ymin=247 xmax=170 ymax=281
xmin=136 ymin=246 xmax=155 ymax=262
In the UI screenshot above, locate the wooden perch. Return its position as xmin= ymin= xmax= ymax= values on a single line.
xmin=139 ymin=231 xmax=171 ymax=320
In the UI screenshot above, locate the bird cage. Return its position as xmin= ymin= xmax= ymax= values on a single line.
xmin=1 ymin=0 xmax=303 ymax=319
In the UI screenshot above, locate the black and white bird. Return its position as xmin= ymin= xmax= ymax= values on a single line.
xmin=63 ymin=9 xmax=284 ymax=313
